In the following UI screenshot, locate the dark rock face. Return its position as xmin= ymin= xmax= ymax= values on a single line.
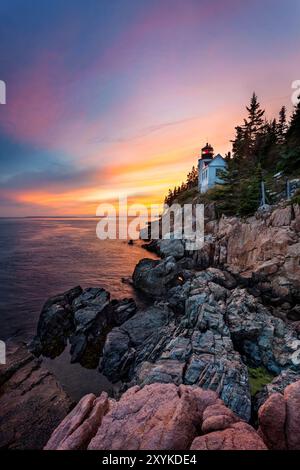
xmin=254 ymin=369 xmax=300 ymax=412
xmin=101 ymin=272 xmax=252 ymax=421
xmin=31 ymin=256 xmax=300 ymax=425
xmin=31 ymin=233 xmax=300 ymax=429
xmin=31 ymin=286 xmax=137 ymax=368
xmin=100 ymin=304 xmax=173 ymax=383
xmin=288 ymin=305 xmax=300 ymax=321
xmin=45 ymin=383 xmax=266 ymax=451
xmin=226 ymin=288 xmax=300 ymax=375
xmin=99 ymin=265 xmax=300 ymax=422
xmin=132 ymin=256 xmax=179 ymax=298
xmin=31 ymin=285 xmax=83 ymax=358
xmin=142 ymin=239 xmax=185 ymax=260
xmin=70 ymin=288 xmax=112 ymax=366
xmin=0 ymin=343 xmax=72 ymax=449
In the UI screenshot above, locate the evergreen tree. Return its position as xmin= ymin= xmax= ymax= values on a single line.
xmin=212 ymin=159 xmax=240 ymax=216
xmin=278 ymin=98 xmax=300 ymax=174
xmin=186 ymin=165 xmax=198 ymax=189
xmin=277 ymin=106 xmax=288 ymax=144
xmin=258 ymin=119 xmax=279 ymax=170
xmin=231 ymin=125 xmax=246 ymax=166
xmin=216 ymin=93 xmax=266 ymax=215
xmin=242 ymin=92 xmax=266 ymax=166
xmin=238 ymin=164 xmax=262 ymax=216
xmin=163 ymin=93 xmax=300 ymax=217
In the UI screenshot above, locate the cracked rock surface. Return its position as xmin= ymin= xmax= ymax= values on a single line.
xmin=100 ymin=266 xmax=300 ymax=421
xmin=45 ymin=383 xmax=267 ymax=451
xmin=0 ymin=343 xmax=72 ymax=449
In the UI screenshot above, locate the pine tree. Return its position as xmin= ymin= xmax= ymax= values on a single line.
xmin=231 ymin=125 xmax=246 ymax=165
xmin=212 ymin=159 xmax=240 ymax=216
xmin=245 ymin=94 xmax=266 ymax=165
xmin=278 ymin=99 xmax=300 ymax=174
xmin=186 ymin=165 xmax=198 ymax=189
xmin=216 ymin=93 xmax=266 ymax=215
xmin=258 ymin=119 xmax=279 ymax=170
xmin=286 ymin=99 xmax=300 ymax=147
xmin=238 ymin=164 xmax=262 ymax=216
xmin=277 ymin=106 xmax=288 ymax=144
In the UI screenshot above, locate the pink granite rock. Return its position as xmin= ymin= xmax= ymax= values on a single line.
xmin=57 ymin=393 xmax=110 ymax=450
xmin=284 ymin=380 xmax=300 ymax=450
xmin=88 ymin=383 xmax=218 ymax=450
xmin=191 ymin=422 xmax=267 ymax=450
xmin=258 ymin=379 xmax=300 ymax=450
xmin=201 ymin=400 xmax=239 ymax=434
xmin=45 ymin=392 xmax=110 ymax=450
xmin=258 ymin=393 xmax=287 ymax=450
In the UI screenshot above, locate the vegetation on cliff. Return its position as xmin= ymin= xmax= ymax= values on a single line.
xmin=165 ymin=93 xmax=300 ymax=216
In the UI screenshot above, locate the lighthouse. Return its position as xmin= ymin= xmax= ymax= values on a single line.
xmin=198 ymin=143 xmax=226 ymax=193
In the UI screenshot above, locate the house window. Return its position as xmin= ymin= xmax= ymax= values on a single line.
xmin=216 ymin=168 xmax=224 ymax=179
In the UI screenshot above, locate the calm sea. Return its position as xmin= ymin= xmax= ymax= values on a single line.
xmin=0 ymin=217 xmax=157 ymax=400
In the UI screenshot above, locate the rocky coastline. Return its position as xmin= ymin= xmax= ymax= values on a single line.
xmin=2 ymin=202 xmax=300 ymax=450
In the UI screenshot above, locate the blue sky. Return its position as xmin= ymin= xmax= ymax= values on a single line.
xmin=0 ymin=0 xmax=299 ymax=215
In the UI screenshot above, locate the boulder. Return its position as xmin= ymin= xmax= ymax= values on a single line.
xmin=191 ymin=422 xmax=267 ymax=450
xmin=45 ymin=383 xmax=268 ymax=451
xmin=111 ymin=298 xmax=137 ymax=325
xmin=258 ymin=379 xmax=300 ymax=450
xmin=45 ymin=392 xmax=110 ymax=450
xmin=88 ymin=383 xmax=219 ymax=450
xmin=30 ymin=286 xmax=82 ymax=358
xmin=32 ymin=286 xmax=137 ymax=368
xmin=284 ymin=380 xmax=300 ymax=450
xmin=157 ymin=239 xmax=185 ymax=260
xmin=201 ymin=402 xmax=239 ymax=433
xmin=100 ymin=304 xmax=173 ymax=382
xmin=69 ymin=288 xmax=112 ymax=366
xmin=132 ymin=257 xmax=179 ymax=298
xmin=258 ymin=393 xmax=287 ymax=450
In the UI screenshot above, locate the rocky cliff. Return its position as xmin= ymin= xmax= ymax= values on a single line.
xmin=145 ymin=203 xmax=300 ymax=305
xmin=20 ymin=202 xmax=300 ymax=449
xmin=202 ymin=203 xmax=300 ymax=303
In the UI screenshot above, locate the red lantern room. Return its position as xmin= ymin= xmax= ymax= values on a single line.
xmin=201 ymin=143 xmax=214 ymax=160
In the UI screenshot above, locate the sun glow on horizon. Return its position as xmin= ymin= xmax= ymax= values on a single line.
xmin=1 ymin=0 xmax=299 ymax=217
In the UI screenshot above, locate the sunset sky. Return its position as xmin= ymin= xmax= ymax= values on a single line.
xmin=0 ymin=0 xmax=299 ymax=216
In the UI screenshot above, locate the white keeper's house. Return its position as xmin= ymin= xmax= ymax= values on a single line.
xmin=198 ymin=143 xmax=227 ymax=193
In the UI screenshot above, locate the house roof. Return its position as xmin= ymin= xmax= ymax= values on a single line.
xmin=198 ymin=154 xmax=225 ymax=167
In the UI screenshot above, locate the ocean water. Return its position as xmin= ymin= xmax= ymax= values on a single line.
xmin=0 ymin=217 xmax=157 ymax=400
